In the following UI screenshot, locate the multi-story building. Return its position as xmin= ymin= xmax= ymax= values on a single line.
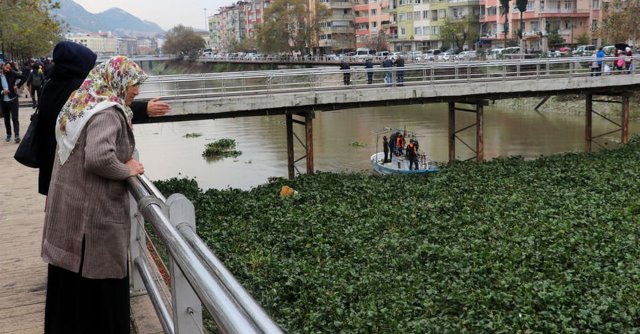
xmin=66 ymin=32 xmax=118 ymax=56
xmin=318 ymin=0 xmax=357 ymax=52
xmin=386 ymin=0 xmax=479 ymax=52
xmin=136 ymin=37 xmax=158 ymax=55
xmin=118 ymin=36 xmax=137 ymax=56
xmin=354 ymin=0 xmax=392 ymax=49
xmin=480 ymin=0 xmax=593 ymax=50
xmin=209 ymin=15 xmax=221 ymax=52
xmin=216 ymin=4 xmax=246 ymax=51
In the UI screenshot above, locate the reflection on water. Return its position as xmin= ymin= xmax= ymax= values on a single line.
xmin=134 ymin=103 xmax=639 ymax=190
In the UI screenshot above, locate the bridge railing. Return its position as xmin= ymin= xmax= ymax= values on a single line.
xmin=127 ymin=174 xmax=283 ymax=334
xmin=140 ymin=56 xmax=637 ymax=101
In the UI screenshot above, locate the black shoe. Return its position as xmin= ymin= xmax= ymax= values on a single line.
xmin=15 ymin=137 xmax=21 ymax=144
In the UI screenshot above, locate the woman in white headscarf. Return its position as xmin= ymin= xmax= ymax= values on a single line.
xmin=41 ymin=56 xmax=146 ymax=334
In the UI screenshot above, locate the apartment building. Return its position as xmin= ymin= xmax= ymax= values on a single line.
xmin=480 ymin=0 xmax=593 ymax=50
xmin=318 ymin=0 xmax=357 ymax=52
xmin=353 ymin=0 xmax=392 ymax=49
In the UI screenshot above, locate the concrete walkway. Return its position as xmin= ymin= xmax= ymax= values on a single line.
xmin=0 ymin=107 xmax=47 ymax=334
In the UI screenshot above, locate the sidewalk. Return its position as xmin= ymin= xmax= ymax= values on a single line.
xmin=0 ymin=108 xmax=46 ymax=334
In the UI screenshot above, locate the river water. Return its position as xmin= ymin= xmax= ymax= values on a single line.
xmin=133 ymin=103 xmax=639 ymax=190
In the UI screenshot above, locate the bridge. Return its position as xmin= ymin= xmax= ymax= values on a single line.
xmin=2 ymin=56 xmax=638 ymax=334
xmin=139 ymin=56 xmax=640 ymax=177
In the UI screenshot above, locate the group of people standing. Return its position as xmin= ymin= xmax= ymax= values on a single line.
xmin=382 ymin=131 xmax=421 ymax=170
xmin=592 ymin=46 xmax=634 ymax=76
xmin=339 ymin=55 xmax=405 ymax=86
xmin=5 ymin=41 xmax=171 ymax=334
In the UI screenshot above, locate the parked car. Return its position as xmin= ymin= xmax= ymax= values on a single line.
xmin=602 ymin=45 xmax=615 ymax=56
xmin=424 ymin=49 xmax=441 ymax=61
xmin=572 ymin=45 xmax=596 ymax=56
xmin=376 ymin=51 xmax=390 ymax=58
xmin=408 ymin=51 xmax=424 ymax=62
xmin=456 ymin=50 xmax=478 ymax=61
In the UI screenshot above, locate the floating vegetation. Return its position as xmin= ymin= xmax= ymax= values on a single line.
xmin=350 ymin=141 xmax=367 ymax=148
xmin=202 ymin=138 xmax=242 ymax=160
xmin=184 ymin=133 xmax=203 ymax=138
xmin=157 ymin=136 xmax=640 ymax=333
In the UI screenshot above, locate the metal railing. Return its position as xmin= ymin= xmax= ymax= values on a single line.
xmin=140 ymin=56 xmax=639 ymax=102
xmin=128 ymin=174 xmax=283 ymax=334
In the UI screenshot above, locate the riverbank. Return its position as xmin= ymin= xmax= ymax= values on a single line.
xmin=495 ymin=93 xmax=640 ymax=119
xmin=155 ymin=137 xmax=640 ymax=332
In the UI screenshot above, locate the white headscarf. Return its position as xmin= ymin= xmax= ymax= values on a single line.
xmin=56 ymin=56 xmax=147 ymax=164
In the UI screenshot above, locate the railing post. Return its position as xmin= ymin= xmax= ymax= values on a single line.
xmin=167 ymin=194 xmax=204 ymax=334
xmin=622 ymin=94 xmax=630 ymax=144
xmin=129 ymin=198 xmax=147 ymax=294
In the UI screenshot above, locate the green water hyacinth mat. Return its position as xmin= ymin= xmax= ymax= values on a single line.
xmin=156 ymin=137 xmax=640 ymax=333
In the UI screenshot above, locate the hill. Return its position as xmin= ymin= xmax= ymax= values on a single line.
xmin=52 ymin=0 xmax=164 ymax=37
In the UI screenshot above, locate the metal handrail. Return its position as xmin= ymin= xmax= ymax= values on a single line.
xmin=127 ymin=175 xmax=283 ymax=334
xmin=140 ymin=56 xmax=638 ymax=101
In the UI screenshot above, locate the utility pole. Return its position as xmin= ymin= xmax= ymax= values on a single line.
xmin=204 ymin=8 xmax=208 ymax=32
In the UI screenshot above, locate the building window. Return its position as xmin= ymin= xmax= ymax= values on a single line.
xmin=371 ymin=9 xmax=377 ymax=15
xmin=415 ymin=27 xmax=421 ymax=35
xmin=399 ymin=13 xmax=406 ymax=21
xmin=422 ymin=10 xmax=429 ymax=19
xmin=438 ymin=9 xmax=446 ymax=18
xmin=592 ymin=0 xmax=599 ymax=9
xmin=531 ymin=21 xmax=539 ymax=32
xmin=431 ymin=26 xmax=439 ymax=35
xmin=401 ymin=27 xmax=406 ymax=35
xmin=591 ymin=19 xmax=598 ymax=31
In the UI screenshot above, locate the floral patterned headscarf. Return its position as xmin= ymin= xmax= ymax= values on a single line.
xmin=56 ymin=56 xmax=148 ymax=164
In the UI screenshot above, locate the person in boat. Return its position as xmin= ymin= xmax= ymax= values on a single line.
xmin=382 ymin=136 xmax=390 ymax=163
xmin=396 ymin=133 xmax=405 ymax=155
xmin=406 ymin=139 xmax=419 ymax=170
xmin=389 ymin=132 xmax=398 ymax=156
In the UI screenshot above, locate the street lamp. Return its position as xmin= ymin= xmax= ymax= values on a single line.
xmin=204 ymin=8 xmax=208 ymax=32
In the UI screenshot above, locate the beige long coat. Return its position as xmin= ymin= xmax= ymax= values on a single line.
xmin=41 ymin=107 xmax=134 ymax=279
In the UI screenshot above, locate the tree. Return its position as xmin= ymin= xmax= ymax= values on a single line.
xmin=499 ymin=0 xmax=510 ymax=46
xmin=597 ymin=0 xmax=640 ymax=44
xmin=255 ymin=0 xmax=329 ymax=54
xmin=0 ymin=0 xmax=63 ymax=60
xmin=515 ymin=0 xmax=528 ymax=39
xmin=547 ymin=28 xmax=565 ymax=47
xmin=439 ymin=18 xmax=479 ymax=50
xmin=576 ymin=33 xmax=591 ymax=45
xmin=162 ymin=25 xmax=205 ymax=60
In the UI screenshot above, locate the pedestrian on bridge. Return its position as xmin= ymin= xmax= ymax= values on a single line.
xmin=395 ymin=55 xmax=405 ymax=86
xmin=340 ymin=60 xmax=351 ymax=85
xmin=382 ymin=56 xmax=393 ymax=86
xmin=41 ymin=56 xmax=148 ymax=334
xmin=365 ymin=57 xmax=374 ymax=84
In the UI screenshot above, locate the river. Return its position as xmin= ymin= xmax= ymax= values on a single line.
xmin=133 ymin=103 xmax=640 ymax=190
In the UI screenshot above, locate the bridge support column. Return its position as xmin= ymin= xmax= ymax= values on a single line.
xmin=585 ymin=93 xmax=631 ymax=152
xmin=447 ymin=100 xmax=487 ymax=165
xmin=285 ymin=111 xmax=315 ymax=179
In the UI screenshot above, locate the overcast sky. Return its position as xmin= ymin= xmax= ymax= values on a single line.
xmin=73 ymin=0 xmax=229 ymax=31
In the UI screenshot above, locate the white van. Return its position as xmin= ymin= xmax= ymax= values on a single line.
xmin=355 ymin=48 xmax=375 ymax=59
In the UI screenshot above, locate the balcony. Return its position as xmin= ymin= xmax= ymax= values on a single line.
xmin=355 ymin=16 xmax=370 ymax=23
xmin=329 ymin=0 xmax=353 ymax=9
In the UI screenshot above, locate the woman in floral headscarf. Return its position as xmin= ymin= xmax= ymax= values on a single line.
xmin=41 ymin=56 xmax=147 ymax=334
